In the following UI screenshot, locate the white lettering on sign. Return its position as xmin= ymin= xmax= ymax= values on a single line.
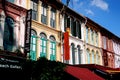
xmin=0 ymin=64 xmax=22 ymax=69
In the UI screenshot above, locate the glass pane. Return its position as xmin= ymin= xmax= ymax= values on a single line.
xmin=44 ymin=8 xmax=47 ymax=16
xmin=40 ymin=39 xmax=42 ymax=45
xmin=33 ymin=45 xmax=36 ymax=51
xmin=50 ymin=42 xmax=52 ymax=48
xmin=30 ymin=1 xmax=33 ymax=9
xmin=53 ymin=43 xmax=56 ymax=49
xmin=33 ymin=38 xmax=36 ymax=44
xmin=43 ymin=47 xmax=46 ymax=53
xmin=53 ymin=12 xmax=55 ymax=20
xmin=41 ymin=7 xmax=43 ymax=14
xmin=44 ymin=40 xmax=46 ymax=46
xmin=34 ymin=3 xmax=37 ymax=11
xmin=53 ymin=50 xmax=56 ymax=55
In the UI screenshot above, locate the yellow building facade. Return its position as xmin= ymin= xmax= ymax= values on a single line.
xmin=26 ymin=0 xmax=61 ymax=61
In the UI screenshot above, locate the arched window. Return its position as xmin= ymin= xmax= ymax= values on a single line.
xmin=30 ymin=30 xmax=37 ymax=60
xmin=3 ymin=17 xmax=15 ymax=51
xmin=40 ymin=32 xmax=47 ymax=58
xmin=49 ymin=35 xmax=56 ymax=61
xmin=86 ymin=49 xmax=90 ymax=63
xmin=77 ymin=45 xmax=81 ymax=64
xmin=71 ymin=43 xmax=75 ymax=64
xmin=91 ymin=50 xmax=94 ymax=64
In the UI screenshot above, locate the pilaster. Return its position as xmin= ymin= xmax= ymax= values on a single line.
xmin=47 ymin=6 xmax=51 ymax=27
xmin=38 ymin=1 xmax=42 ymax=23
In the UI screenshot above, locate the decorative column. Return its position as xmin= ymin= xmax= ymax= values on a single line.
xmin=56 ymin=41 xmax=61 ymax=61
xmin=27 ymin=0 xmax=30 ymax=9
xmin=75 ymin=47 xmax=79 ymax=64
xmin=98 ymin=31 xmax=101 ymax=47
xmin=47 ymin=6 xmax=51 ymax=26
xmin=37 ymin=36 xmax=40 ymax=59
xmin=47 ymin=39 xmax=50 ymax=60
xmin=55 ymin=10 xmax=59 ymax=30
xmin=38 ymin=0 xmax=42 ymax=23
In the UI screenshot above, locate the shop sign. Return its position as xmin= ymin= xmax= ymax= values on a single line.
xmin=0 ymin=55 xmax=23 ymax=69
xmin=24 ymin=9 xmax=32 ymax=54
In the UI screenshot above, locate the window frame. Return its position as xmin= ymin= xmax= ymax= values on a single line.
xmin=49 ymin=36 xmax=56 ymax=61
xmin=40 ymin=33 xmax=47 ymax=58
xmin=50 ymin=8 xmax=56 ymax=28
xmin=41 ymin=3 xmax=47 ymax=24
xmin=30 ymin=30 xmax=37 ymax=60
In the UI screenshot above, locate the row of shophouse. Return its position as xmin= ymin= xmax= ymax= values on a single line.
xmin=0 ymin=0 xmax=120 ymax=69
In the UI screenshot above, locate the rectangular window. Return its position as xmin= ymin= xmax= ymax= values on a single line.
xmin=76 ymin=22 xmax=81 ymax=39
xmin=30 ymin=0 xmax=38 ymax=20
xmin=64 ymin=15 xmax=67 ymax=31
xmin=73 ymin=21 xmax=76 ymax=37
xmin=70 ymin=18 xmax=74 ymax=35
xmin=50 ymin=8 xmax=56 ymax=28
xmin=41 ymin=4 xmax=47 ymax=24
xmin=67 ymin=17 xmax=70 ymax=28
xmin=103 ymin=36 xmax=107 ymax=49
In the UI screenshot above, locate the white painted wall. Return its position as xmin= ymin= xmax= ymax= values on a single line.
xmin=113 ymin=41 xmax=120 ymax=68
xmin=0 ymin=11 xmax=5 ymax=49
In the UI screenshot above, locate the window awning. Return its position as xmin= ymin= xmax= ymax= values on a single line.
xmin=65 ymin=65 xmax=105 ymax=80
xmin=75 ymin=64 xmax=120 ymax=74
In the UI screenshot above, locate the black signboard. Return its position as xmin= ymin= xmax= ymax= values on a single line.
xmin=24 ymin=9 xmax=32 ymax=55
xmin=0 ymin=54 xmax=26 ymax=80
xmin=0 ymin=54 xmax=25 ymax=69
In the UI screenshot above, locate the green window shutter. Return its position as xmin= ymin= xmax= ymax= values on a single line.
xmin=50 ymin=41 xmax=56 ymax=61
xmin=30 ymin=35 xmax=36 ymax=60
xmin=40 ymin=38 xmax=47 ymax=57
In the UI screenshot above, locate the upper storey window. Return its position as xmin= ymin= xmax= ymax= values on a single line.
xmin=76 ymin=21 xmax=81 ymax=39
xmin=30 ymin=0 xmax=38 ymax=20
xmin=103 ymin=36 xmax=107 ymax=49
xmin=50 ymin=8 xmax=56 ymax=28
xmin=41 ymin=3 xmax=47 ymax=24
